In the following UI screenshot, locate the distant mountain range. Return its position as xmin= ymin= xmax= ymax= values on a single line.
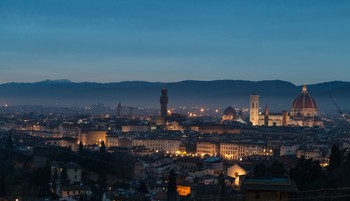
xmin=0 ymin=79 xmax=349 ymax=112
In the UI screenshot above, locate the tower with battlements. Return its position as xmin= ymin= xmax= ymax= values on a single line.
xmin=160 ymin=89 xmax=168 ymax=117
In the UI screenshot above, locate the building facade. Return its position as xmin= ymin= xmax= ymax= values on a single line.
xmin=249 ymin=94 xmax=259 ymax=126
xmin=250 ymin=85 xmax=323 ymax=127
xmin=220 ymin=142 xmax=273 ymax=160
xmin=196 ymin=141 xmax=219 ymax=156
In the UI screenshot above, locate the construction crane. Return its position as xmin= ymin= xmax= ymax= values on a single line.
xmin=330 ymin=95 xmax=350 ymax=120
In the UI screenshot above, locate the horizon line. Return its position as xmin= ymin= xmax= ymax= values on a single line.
xmin=0 ymin=79 xmax=349 ymax=86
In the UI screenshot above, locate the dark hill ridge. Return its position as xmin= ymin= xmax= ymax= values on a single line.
xmin=0 ymin=80 xmax=349 ymax=111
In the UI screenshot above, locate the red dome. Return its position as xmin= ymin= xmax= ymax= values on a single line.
xmin=291 ymin=85 xmax=317 ymax=110
xmin=223 ymin=106 xmax=236 ymax=116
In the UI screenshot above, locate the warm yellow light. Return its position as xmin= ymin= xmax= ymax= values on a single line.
xmin=200 ymin=108 xmax=204 ymax=112
xmin=177 ymin=185 xmax=191 ymax=196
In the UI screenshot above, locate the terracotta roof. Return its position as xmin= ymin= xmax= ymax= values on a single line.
xmin=223 ymin=106 xmax=236 ymax=116
xmin=291 ymin=85 xmax=317 ymax=109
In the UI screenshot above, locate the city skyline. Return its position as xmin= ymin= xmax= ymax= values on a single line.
xmin=1 ymin=0 xmax=350 ymax=85
xmin=1 ymin=1 xmax=350 ymax=201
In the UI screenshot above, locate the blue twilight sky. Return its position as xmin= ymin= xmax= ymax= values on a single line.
xmin=0 ymin=0 xmax=349 ymax=85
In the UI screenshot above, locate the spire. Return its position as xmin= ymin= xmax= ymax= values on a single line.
xmin=264 ymin=104 xmax=269 ymax=127
xmin=264 ymin=104 xmax=269 ymax=116
xmin=302 ymin=84 xmax=307 ymax=94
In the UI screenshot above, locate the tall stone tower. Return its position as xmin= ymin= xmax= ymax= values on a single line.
xmin=117 ymin=102 xmax=122 ymax=117
xmin=160 ymin=88 xmax=168 ymax=117
xmin=250 ymin=94 xmax=259 ymax=126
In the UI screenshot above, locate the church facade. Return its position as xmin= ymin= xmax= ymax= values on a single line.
xmin=250 ymin=85 xmax=323 ymax=127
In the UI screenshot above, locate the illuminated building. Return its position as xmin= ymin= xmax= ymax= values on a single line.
xmin=177 ymin=185 xmax=191 ymax=196
xmin=257 ymin=105 xmax=289 ymax=127
xmin=61 ymin=185 xmax=91 ymax=198
xmin=196 ymin=141 xmax=219 ymax=156
xmin=105 ymin=135 xmax=119 ymax=147
xmin=249 ymin=94 xmax=259 ymax=126
xmin=250 ymin=85 xmax=323 ymax=127
xmin=45 ymin=137 xmax=78 ymax=151
xmin=79 ymin=130 xmax=106 ymax=145
xmin=191 ymin=123 xmax=241 ymax=134
xmin=227 ymin=164 xmax=247 ymax=186
xmin=220 ymin=142 xmax=273 ymax=160
xmin=165 ymin=121 xmax=184 ymax=131
xmin=296 ymin=149 xmax=329 ymax=164
xmin=131 ymin=138 xmax=181 ymax=154
xmin=290 ymin=85 xmax=323 ymax=127
xmin=122 ymin=124 xmax=150 ymax=133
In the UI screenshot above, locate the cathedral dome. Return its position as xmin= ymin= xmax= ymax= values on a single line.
xmin=291 ymin=85 xmax=318 ymax=118
xmin=223 ymin=106 xmax=236 ymax=116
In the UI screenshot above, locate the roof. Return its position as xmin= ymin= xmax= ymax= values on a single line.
xmin=223 ymin=106 xmax=236 ymax=116
xmin=291 ymin=85 xmax=317 ymax=110
xmin=241 ymin=176 xmax=298 ymax=192
xmin=204 ymin=157 xmax=221 ymax=163
xmin=63 ymin=162 xmax=81 ymax=169
xmin=62 ymin=185 xmax=91 ymax=191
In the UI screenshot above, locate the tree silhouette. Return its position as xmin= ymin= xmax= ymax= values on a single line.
xmin=254 ymin=163 xmax=267 ymax=177
xmin=79 ymin=141 xmax=84 ymax=155
xmin=167 ymin=169 xmax=177 ymax=201
xmin=328 ymin=144 xmax=342 ymax=173
xmin=100 ymin=141 xmax=106 ymax=153
xmin=254 ymin=161 xmax=285 ymax=177
xmin=289 ymin=157 xmax=324 ymax=190
xmin=269 ymin=160 xmax=285 ymax=176
xmin=61 ymin=167 xmax=70 ymax=186
xmin=98 ymin=173 xmax=107 ymax=194
xmin=51 ymin=168 xmax=59 ymax=194
xmin=218 ymin=172 xmax=225 ymax=201
xmin=0 ymin=173 xmax=6 ymax=196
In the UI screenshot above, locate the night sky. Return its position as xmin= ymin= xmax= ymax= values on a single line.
xmin=1 ymin=0 xmax=349 ymax=84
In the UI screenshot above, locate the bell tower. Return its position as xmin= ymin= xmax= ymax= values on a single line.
xmin=250 ymin=94 xmax=259 ymax=126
